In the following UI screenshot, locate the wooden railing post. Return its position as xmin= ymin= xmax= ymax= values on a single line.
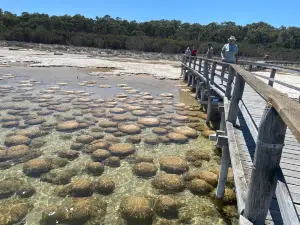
xmin=181 ymin=55 xmax=185 ymax=77
xmin=225 ymin=66 xmax=235 ymax=99
xmin=248 ymin=64 xmax=253 ymax=72
xmin=216 ymin=143 xmax=230 ymax=199
xmin=216 ymin=105 xmax=230 ymax=199
xmin=188 ymin=56 xmax=192 ymax=67
xmin=227 ymin=73 xmax=245 ymax=126
xmin=206 ymin=61 xmax=216 ymax=123
xmin=244 ymin=106 xmax=287 ymax=225
xmin=198 ymin=58 xmax=202 ymax=73
xmin=193 ymin=57 xmax=197 ymax=70
xmin=268 ymin=68 xmax=276 ymax=87
xmin=195 ymin=78 xmax=201 ymax=99
xmin=203 ymin=60 xmax=212 ymax=124
xmin=220 ymin=65 xmax=226 ymax=85
xmin=210 ymin=62 xmax=216 ymax=85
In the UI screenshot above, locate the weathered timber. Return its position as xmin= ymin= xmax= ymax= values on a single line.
xmin=193 ymin=56 xmax=197 ymax=70
xmin=210 ymin=62 xmax=217 ymax=85
xmin=204 ymin=60 xmax=212 ymax=123
xmin=268 ymin=68 xmax=276 ymax=87
xmin=243 ymin=106 xmax=287 ymax=225
xmin=225 ymin=66 xmax=235 ymax=99
xmin=227 ymin=73 xmax=245 ymax=126
xmin=275 ymin=168 xmax=300 ymax=224
xmin=181 ymin=55 xmax=300 ymax=224
xmin=240 ymin=215 xmax=254 ymax=225
xmin=232 ymin=64 xmax=300 ymax=142
xmin=216 ymin=144 xmax=230 ymax=199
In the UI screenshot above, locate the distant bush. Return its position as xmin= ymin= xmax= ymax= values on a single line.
xmin=1 ymin=9 xmax=300 ymax=60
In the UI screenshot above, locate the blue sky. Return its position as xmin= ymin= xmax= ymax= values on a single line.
xmin=1 ymin=0 xmax=300 ymax=27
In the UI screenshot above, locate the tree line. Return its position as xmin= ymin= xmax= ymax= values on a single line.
xmin=1 ymin=9 xmax=300 ymax=60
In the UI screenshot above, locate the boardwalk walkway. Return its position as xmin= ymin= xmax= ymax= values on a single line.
xmin=181 ymin=55 xmax=300 ymax=225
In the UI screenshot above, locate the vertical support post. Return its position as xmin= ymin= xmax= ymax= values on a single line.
xmin=219 ymin=105 xmax=225 ymax=131
xmin=198 ymin=58 xmax=203 ymax=73
xmin=189 ymin=56 xmax=192 ymax=68
xmin=183 ymin=70 xmax=188 ymax=82
xmin=216 ymin=144 xmax=230 ymax=199
xmin=227 ymin=73 xmax=245 ymax=126
xmin=191 ymin=75 xmax=196 ymax=92
xmin=210 ymin=62 xmax=217 ymax=85
xmin=187 ymin=72 xmax=192 ymax=86
xmin=195 ymin=78 xmax=200 ymax=99
xmin=268 ymin=68 xmax=276 ymax=87
xmin=243 ymin=106 xmax=287 ymax=225
xmin=193 ymin=57 xmax=197 ymax=70
xmin=220 ymin=64 xmax=226 ymax=85
xmin=225 ymin=66 xmax=235 ymax=99
xmin=204 ymin=60 xmax=212 ymax=124
xmin=249 ymin=64 xmax=253 ymax=72
xmin=200 ymin=82 xmax=206 ymax=109
xmin=181 ymin=55 xmax=185 ymax=77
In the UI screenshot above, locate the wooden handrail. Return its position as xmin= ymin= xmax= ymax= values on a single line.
xmin=181 ymin=54 xmax=300 ymax=224
xmin=232 ymin=64 xmax=300 ymax=142
xmin=182 ymin=54 xmax=300 ymax=142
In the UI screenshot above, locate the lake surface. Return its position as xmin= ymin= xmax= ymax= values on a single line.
xmin=0 ymin=67 xmax=238 ymax=225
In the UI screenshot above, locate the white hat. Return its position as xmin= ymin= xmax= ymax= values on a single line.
xmin=229 ymin=36 xmax=237 ymax=41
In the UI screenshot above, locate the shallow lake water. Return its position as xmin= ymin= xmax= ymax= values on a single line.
xmin=0 ymin=67 xmax=238 ymax=225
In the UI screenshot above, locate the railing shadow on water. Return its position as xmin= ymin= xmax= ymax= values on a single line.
xmin=181 ymin=54 xmax=300 ymax=225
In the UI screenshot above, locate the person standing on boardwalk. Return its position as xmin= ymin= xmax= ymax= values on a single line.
xmin=206 ymin=44 xmax=213 ymax=69
xmin=221 ymin=36 xmax=238 ymax=64
xmin=185 ymin=47 xmax=191 ymax=56
xmin=191 ymin=48 xmax=197 ymax=57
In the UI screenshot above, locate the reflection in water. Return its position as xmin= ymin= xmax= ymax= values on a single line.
xmin=0 ymin=67 xmax=237 ymax=225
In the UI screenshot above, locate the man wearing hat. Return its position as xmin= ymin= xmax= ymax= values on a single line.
xmin=221 ymin=36 xmax=238 ymax=64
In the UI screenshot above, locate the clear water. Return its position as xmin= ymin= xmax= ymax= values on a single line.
xmin=0 ymin=67 xmax=238 ymax=225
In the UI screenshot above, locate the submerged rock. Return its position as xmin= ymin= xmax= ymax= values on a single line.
xmin=57 ymin=150 xmax=79 ymax=160
xmin=104 ymin=156 xmax=121 ymax=167
xmin=119 ymin=124 xmax=141 ymax=134
xmin=41 ymin=169 xmax=77 ymax=185
xmin=56 ymin=121 xmax=80 ymax=132
xmin=166 ymin=132 xmax=188 ymax=143
xmin=76 ymin=134 xmax=94 ymax=144
xmin=86 ymin=162 xmax=104 ymax=176
xmin=159 ymin=156 xmax=189 ymax=174
xmin=201 ymin=130 xmax=216 ymax=138
xmin=138 ymin=117 xmax=160 ymax=127
xmin=5 ymin=135 xmax=31 ymax=147
xmin=23 ymin=158 xmax=52 ymax=177
xmin=109 ymin=143 xmax=135 ymax=157
xmin=56 ymin=179 xmax=94 ymax=197
xmin=41 ymin=196 xmax=107 ymax=225
xmin=152 ymin=174 xmax=185 ymax=193
xmin=120 ymin=196 xmax=154 ymax=224
xmin=91 ymin=149 xmax=111 ymax=161
xmin=185 ymin=150 xmax=210 ymax=162
xmin=0 ymin=177 xmax=35 ymax=198
xmin=187 ymin=179 xmax=213 ymax=195
xmin=126 ymin=135 xmax=142 ymax=144
xmin=183 ymin=170 xmax=218 ymax=187
xmin=173 ymin=126 xmax=198 ymax=138
xmin=0 ymin=199 xmax=33 ymax=225
xmin=94 ymin=177 xmax=115 ymax=195
xmin=155 ymin=195 xmax=180 ymax=219
xmin=133 ymin=162 xmax=157 ymax=178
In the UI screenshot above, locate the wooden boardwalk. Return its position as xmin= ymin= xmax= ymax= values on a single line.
xmin=181 ymin=56 xmax=300 ymax=225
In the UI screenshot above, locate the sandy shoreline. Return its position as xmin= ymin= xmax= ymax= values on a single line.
xmin=1 ymin=46 xmax=300 ymax=99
